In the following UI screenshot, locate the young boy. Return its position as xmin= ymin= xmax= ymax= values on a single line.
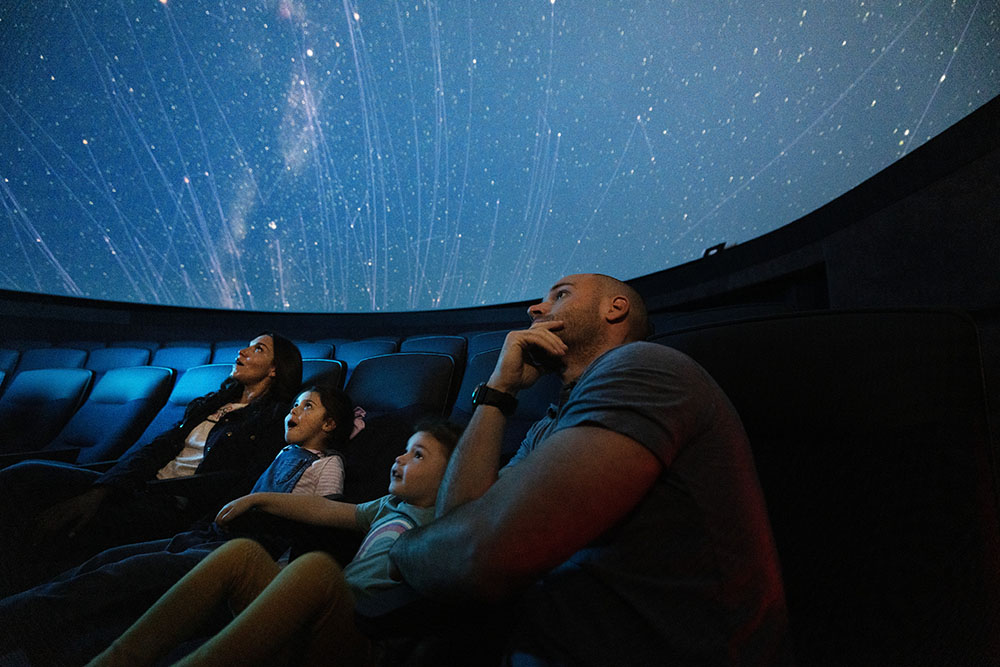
xmin=89 ymin=419 xmax=462 ymax=667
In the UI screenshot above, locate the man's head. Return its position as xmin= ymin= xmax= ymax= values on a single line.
xmin=527 ymin=273 xmax=650 ymax=358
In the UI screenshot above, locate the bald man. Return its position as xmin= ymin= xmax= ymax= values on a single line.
xmin=391 ymin=274 xmax=790 ymax=666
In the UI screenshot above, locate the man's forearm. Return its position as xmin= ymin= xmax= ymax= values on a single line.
xmin=435 ymin=403 xmax=507 ymax=516
xmin=391 ymin=505 xmax=512 ymax=602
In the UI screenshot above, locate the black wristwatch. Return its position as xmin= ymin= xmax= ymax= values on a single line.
xmin=471 ymin=382 xmax=518 ymax=416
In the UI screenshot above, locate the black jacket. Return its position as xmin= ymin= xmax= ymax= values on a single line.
xmin=94 ymin=386 xmax=288 ymax=512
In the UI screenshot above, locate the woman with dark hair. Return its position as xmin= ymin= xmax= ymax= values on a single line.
xmin=0 ymin=333 xmax=302 ymax=596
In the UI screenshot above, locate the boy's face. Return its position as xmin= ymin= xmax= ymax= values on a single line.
xmin=389 ymin=431 xmax=450 ymax=508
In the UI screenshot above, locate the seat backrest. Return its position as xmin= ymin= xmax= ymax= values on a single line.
xmin=0 ymin=349 xmax=20 ymax=374
xmin=13 ymin=347 xmax=88 ymax=373
xmin=342 ymin=353 xmax=455 ymax=505
xmin=296 ymin=342 xmax=334 ymax=360
xmin=84 ymin=347 xmax=151 ymax=375
xmin=151 ymin=346 xmax=213 ymax=374
xmin=47 ymin=366 xmax=175 ymax=463
xmin=400 ymin=335 xmax=467 ymax=361
xmin=401 ymin=335 xmax=469 ymax=409
xmin=0 ymin=368 xmax=94 ymax=452
xmin=652 ymin=309 xmax=1000 ymax=665
xmin=301 ymin=359 xmax=347 ymax=390
xmin=119 ymin=364 xmax=233 ymax=460
xmin=345 ymin=353 xmax=453 ymax=420
xmin=161 ymin=340 xmax=210 ymax=348
xmin=450 ymin=348 xmax=562 ymax=464
xmin=210 ymin=343 xmax=244 ymax=365
xmin=109 ymin=340 xmax=161 ymax=352
xmin=336 ymin=339 xmax=400 ymax=382
xmin=466 ymin=330 xmax=510 ymax=360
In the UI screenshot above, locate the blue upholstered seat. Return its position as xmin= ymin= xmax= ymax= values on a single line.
xmin=13 ymin=347 xmax=88 ymax=373
xmin=335 ymin=338 xmax=399 ymax=382
xmin=301 ymin=359 xmax=347 ymax=389
xmin=210 ymin=343 xmax=244 ymax=365
xmin=0 ymin=368 xmax=94 ymax=453
xmin=340 ymin=352 xmax=455 ymax=503
xmin=84 ymin=347 xmax=152 ymax=378
xmin=151 ymin=346 xmax=213 ymax=375
xmin=38 ymin=366 xmax=175 ymax=464
xmin=449 ymin=348 xmax=561 ymax=464
xmin=295 ymin=342 xmax=334 ymax=360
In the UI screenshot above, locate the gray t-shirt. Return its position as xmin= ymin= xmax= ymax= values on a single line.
xmin=501 ymin=341 xmax=790 ymax=666
xmin=343 ymin=495 xmax=435 ymax=601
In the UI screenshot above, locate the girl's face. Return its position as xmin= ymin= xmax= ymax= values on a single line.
xmin=284 ymin=391 xmax=335 ymax=450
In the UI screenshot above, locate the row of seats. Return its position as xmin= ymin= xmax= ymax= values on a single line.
xmin=0 ymin=341 xmax=561 ymax=476
xmin=0 ymin=331 xmax=513 ymax=389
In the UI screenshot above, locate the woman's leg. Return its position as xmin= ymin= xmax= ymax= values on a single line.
xmin=177 ymin=551 xmax=372 ymax=667
xmin=0 ymin=462 xmax=99 ymax=595
xmin=88 ymin=538 xmax=281 ymax=667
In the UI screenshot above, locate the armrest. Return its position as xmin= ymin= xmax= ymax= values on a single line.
xmin=0 ymin=447 xmax=81 ymax=470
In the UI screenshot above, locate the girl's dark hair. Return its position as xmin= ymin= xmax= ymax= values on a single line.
xmin=297 ymin=384 xmax=355 ymax=450
xmin=412 ymin=419 xmax=464 ymax=459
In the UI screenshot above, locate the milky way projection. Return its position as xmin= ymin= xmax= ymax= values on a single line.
xmin=1 ymin=0 xmax=997 ymax=312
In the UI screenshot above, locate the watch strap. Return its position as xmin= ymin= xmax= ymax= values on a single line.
xmin=471 ymin=382 xmax=518 ymax=416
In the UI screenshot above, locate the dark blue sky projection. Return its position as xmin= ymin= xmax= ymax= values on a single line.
xmin=1 ymin=1 xmax=997 ymax=312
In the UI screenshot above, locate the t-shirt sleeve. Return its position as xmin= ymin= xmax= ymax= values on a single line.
xmin=553 ymin=342 xmax=711 ymax=466
xmin=291 ymin=454 xmax=345 ymax=497
xmin=353 ymin=496 xmax=386 ymax=534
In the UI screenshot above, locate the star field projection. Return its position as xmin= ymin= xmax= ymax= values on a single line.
xmin=0 ymin=1 xmax=997 ymax=312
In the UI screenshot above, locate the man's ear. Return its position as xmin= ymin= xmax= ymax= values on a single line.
xmin=268 ymin=365 xmax=277 ymax=378
xmin=606 ymin=295 xmax=630 ymax=324
xmin=322 ymin=418 xmax=336 ymax=432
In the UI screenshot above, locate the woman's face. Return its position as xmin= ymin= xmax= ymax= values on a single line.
xmin=230 ymin=335 xmax=276 ymax=388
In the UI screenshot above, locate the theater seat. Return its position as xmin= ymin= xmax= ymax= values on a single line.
xmin=113 ymin=364 xmax=233 ymax=463
xmin=466 ymin=330 xmax=509 ymax=359
xmin=336 ymin=339 xmax=399 ymax=382
xmin=301 ymin=359 xmax=347 ymax=389
xmin=12 ymin=347 xmax=88 ymax=374
xmin=450 ymin=348 xmax=561 ymax=464
xmin=296 ymin=342 xmax=334 ymax=360
xmin=341 ymin=353 xmax=454 ymax=504
xmin=401 ymin=335 xmax=468 ymax=405
xmin=0 ymin=349 xmax=19 ymax=374
xmin=0 ymin=368 xmax=93 ymax=453
xmin=0 ymin=366 xmax=175 ymax=468
xmin=84 ymin=346 xmax=152 ymax=378
xmin=651 ymin=308 xmax=1000 ymax=665
xmin=151 ymin=346 xmax=213 ymax=375
xmin=210 ymin=343 xmax=244 ymax=365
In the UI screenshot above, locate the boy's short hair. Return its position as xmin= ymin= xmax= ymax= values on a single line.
xmin=412 ymin=419 xmax=464 ymax=459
